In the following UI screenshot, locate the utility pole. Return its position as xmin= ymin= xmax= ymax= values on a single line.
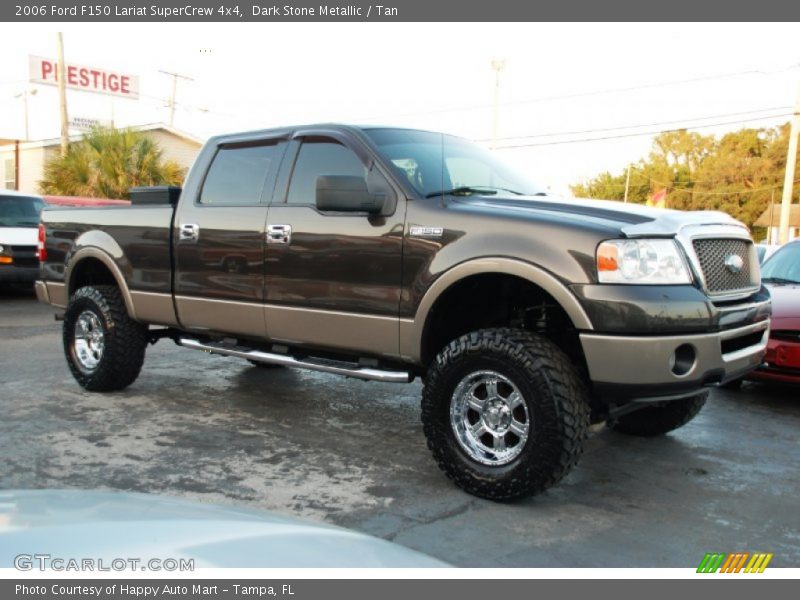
xmin=159 ymin=70 xmax=193 ymax=128
xmin=56 ymin=32 xmax=69 ymax=156
xmin=13 ymin=88 xmax=37 ymax=141
xmin=778 ymin=83 xmax=800 ymax=244
xmin=490 ymin=59 xmax=505 ymax=149
xmin=623 ymin=164 xmax=632 ymax=203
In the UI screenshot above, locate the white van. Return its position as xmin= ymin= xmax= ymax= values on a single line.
xmin=0 ymin=191 xmax=45 ymax=284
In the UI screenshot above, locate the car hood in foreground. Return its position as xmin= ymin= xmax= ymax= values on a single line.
xmin=0 ymin=489 xmax=447 ymax=568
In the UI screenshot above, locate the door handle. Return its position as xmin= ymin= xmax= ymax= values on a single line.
xmin=266 ymin=224 xmax=292 ymax=244
xmin=179 ymin=223 xmax=200 ymax=242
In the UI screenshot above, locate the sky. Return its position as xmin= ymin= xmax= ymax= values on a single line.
xmin=1 ymin=22 xmax=799 ymax=195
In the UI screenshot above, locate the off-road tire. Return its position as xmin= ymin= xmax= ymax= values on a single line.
xmin=421 ymin=328 xmax=590 ymax=501
xmin=63 ymin=285 xmax=148 ymax=391
xmin=609 ymin=391 xmax=708 ymax=437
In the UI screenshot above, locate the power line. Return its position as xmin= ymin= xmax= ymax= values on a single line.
xmin=356 ymin=62 xmax=800 ymax=122
xmin=492 ymin=113 xmax=793 ymax=149
xmin=476 ymin=106 xmax=793 ymax=142
xmin=579 ymin=178 xmax=800 ymax=197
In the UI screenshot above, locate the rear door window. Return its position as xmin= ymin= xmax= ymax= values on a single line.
xmin=199 ymin=142 xmax=283 ymax=206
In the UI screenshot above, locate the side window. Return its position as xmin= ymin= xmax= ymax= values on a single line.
xmin=199 ymin=143 xmax=280 ymax=206
xmin=286 ymin=138 xmax=366 ymax=205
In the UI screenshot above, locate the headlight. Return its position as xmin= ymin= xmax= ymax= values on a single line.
xmin=597 ymin=239 xmax=692 ymax=284
xmin=0 ymin=244 xmax=4 ymax=254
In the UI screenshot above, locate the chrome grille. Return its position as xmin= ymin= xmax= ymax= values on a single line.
xmin=692 ymin=238 xmax=756 ymax=295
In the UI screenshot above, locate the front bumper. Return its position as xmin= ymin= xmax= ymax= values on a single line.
xmin=582 ymin=320 xmax=769 ymax=401
xmin=748 ymin=336 xmax=800 ymax=384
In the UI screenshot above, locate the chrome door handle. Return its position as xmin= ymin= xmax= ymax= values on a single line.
xmin=266 ymin=224 xmax=292 ymax=244
xmin=179 ymin=223 xmax=199 ymax=242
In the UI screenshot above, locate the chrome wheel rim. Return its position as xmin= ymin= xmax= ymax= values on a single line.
xmin=449 ymin=370 xmax=530 ymax=465
xmin=73 ymin=310 xmax=105 ymax=371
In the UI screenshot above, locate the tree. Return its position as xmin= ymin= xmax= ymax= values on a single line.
xmin=40 ymin=126 xmax=186 ymax=199
xmin=570 ymin=122 xmax=796 ymax=230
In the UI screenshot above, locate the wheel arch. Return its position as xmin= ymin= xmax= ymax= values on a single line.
xmin=401 ymin=258 xmax=594 ymax=365
xmin=65 ymin=245 xmax=137 ymax=319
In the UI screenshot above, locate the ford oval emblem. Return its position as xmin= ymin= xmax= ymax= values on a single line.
xmin=724 ymin=254 xmax=744 ymax=274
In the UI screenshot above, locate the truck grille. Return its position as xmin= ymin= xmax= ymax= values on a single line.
xmin=691 ymin=238 xmax=757 ymax=296
xmin=10 ymin=245 xmax=38 ymax=268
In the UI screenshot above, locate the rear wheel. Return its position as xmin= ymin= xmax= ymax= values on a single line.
xmin=609 ymin=392 xmax=708 ymax=437
xmin=421 ymin=328 xmax=590 ymax=501
xmin=63 ymin=285 xmax=147 ymax=391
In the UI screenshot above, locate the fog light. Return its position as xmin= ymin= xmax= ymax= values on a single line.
xmin=670 ymin=344 xmax=696 ymax=376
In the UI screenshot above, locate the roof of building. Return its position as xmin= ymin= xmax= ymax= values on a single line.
xmin=0 ymin=123 xmax=204 ymax=152
xmin=754 ymin=203 xmax=800 ymax=228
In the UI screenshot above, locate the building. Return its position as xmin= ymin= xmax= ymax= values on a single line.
xmin=0 ymin=124 xmax=203 ymax=195
xmin=754 ymin=203 xmax=799 ymax=243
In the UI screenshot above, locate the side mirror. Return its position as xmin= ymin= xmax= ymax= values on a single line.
xmin=315 ymin=175 xmax=385 ymax=214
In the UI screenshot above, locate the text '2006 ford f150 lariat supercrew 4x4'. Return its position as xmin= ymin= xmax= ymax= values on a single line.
xmin=35 ymin=125 xmax=771 ymax=500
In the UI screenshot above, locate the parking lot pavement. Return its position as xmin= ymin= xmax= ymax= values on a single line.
xmin=1 ymin=287 xmax=798 ymax=567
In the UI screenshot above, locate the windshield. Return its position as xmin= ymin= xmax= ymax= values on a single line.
xmin=364 ymin=128 xmax=544 ymax=198
xmin=0 ymin=195 xmax=45 ymax=228
xmin=761 ymin=243 xmax=800 ymax=284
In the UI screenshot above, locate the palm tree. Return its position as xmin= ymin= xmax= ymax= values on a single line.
xmin=40 ymin=126 xmax=186 ymax=199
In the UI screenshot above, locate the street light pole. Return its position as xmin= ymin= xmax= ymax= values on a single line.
xmin=490 ymin=59 xmax=505 ymax=149
xmin=778 ymin=83 xmax=800 ymax=244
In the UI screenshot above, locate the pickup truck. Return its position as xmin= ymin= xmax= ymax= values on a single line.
xmin=35 ymin=124 xmax=771 ymax=501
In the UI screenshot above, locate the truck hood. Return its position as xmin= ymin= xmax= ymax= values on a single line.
xmin=0 ymin=226 xmax=38 ymax=245
xmin=462 ymin=195 xmax=746 ymax=238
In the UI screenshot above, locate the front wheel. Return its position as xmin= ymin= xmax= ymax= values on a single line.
xmin=63 ymin=285 xmax=148 ymax=391
xmin=609 ymin=392 xmax=708 ymax=437
xmin=421 ymin=328 xmax=590 ymax=501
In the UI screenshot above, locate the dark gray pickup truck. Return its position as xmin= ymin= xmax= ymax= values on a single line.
xmin=36 ymin=125 xmax=771 ymax=500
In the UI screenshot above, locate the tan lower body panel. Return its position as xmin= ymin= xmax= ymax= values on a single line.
xmin=44 ymin=282 xmax=67 ymax=308
xmin=129 ymin=291 xmax=178 ymax=327
xmin=264 ymin=304 xmax=399 ymax=358
xmin=174 ymin=295 xmax=267 ymax=339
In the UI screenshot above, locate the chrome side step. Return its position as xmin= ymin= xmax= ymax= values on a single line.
xmin=178 ymin=338 xmax=413 ymax=383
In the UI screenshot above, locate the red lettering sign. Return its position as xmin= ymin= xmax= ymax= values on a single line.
xmin=28 ymin=55 xmax=139 ymax=99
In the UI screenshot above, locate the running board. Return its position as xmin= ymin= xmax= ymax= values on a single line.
xmin=178 ymin=338 xmax=413 ymax=383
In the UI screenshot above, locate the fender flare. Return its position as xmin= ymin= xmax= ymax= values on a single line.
xmin=399 ymin=257 xmax=594 ymax=363
xmin=65 ymin=245 xmax=138 ymax=320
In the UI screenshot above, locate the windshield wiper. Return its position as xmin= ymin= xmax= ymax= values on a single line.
xmin=425 ymin=186 xmax=525 ymax=198
xmin=16 ymin=221 xmax=40 ymax=227
xmin=763 ymin=276 xmax=800 ymax=284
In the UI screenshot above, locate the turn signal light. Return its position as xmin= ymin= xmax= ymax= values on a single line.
xmin=0 ymin=256 xmax=12 ymax=264
xmin=37 ymin=223 xmax=47 ymax=262
xmin=597 ymin=243 xmax=619 ymax=272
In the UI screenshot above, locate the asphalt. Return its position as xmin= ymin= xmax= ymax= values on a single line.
xmin=1 ymin=285 xmax=798 ymax=568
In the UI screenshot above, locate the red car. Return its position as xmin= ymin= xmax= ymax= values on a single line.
xmin=749 ymin=239 xmax=800 ymax=384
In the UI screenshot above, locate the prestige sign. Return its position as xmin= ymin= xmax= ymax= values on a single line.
xmin=29 ymin=55 xmax=140 ymax=99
